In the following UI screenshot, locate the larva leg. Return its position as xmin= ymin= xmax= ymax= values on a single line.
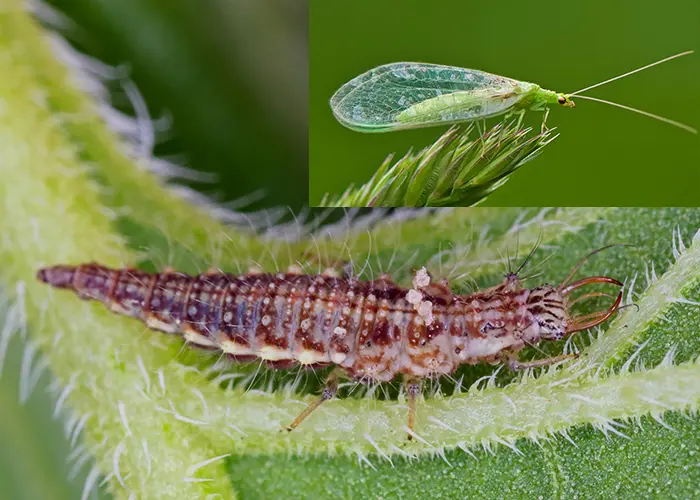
xmin=503 ymin=353 xmax=578 ymax=371
xmin=286 ymin=368 xmax=343 ymax=432
xmin=404 ymin=375 xmax=422 ymax=440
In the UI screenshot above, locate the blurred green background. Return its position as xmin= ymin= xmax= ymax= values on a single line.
xmin=310 ymin=0 xmax=700 ymax=206
xmin=51 ymin=0 xmax=308 ymax=211
xmin=1 ymin=1 xmax=307 ymax=498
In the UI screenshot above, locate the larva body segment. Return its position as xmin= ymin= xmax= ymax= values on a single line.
xmin=37 ymin=263 xmax=620 ymax=383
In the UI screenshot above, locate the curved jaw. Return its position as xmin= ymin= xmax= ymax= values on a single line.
xmin=560 ymin=276 xmax=624 ymax=333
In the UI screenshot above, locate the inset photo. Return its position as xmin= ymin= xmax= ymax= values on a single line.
xmin=309 ymin=0 xmax=699 ymax=207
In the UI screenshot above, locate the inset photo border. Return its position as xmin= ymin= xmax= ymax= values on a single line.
xmin=309 ymin=0 xmax=700 ymax=207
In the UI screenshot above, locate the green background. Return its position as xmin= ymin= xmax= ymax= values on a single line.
xmin=309 ymin=0 xmax=700 ymax=206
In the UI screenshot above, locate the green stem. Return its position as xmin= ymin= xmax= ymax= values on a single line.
xmin=0 ymin=5 xmax=236 ymax=498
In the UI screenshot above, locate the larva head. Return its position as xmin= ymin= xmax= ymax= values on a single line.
xmin=526 ymin=274 xmax=624 ymax=341
xmin=523 ymin=285 xmax=569 ymax=341
xmin=557 ymin=93 xmax=575 ymax=108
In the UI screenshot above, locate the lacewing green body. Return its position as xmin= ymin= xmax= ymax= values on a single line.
xmin=330 ymin=53 xmax=697 ymax=134
xmin=330 ymin=62 xmax=572 ymax=133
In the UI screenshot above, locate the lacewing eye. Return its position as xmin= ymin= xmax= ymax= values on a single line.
xmin=558 ymin=96 xmax=567 ymax=105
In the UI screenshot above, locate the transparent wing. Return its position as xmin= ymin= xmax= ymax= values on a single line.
xmin=330 ymin=62 xmax=530 ymax=132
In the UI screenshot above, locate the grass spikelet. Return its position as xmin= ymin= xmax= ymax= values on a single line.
xmin=318 ymin=121 xmax=558 ymax=207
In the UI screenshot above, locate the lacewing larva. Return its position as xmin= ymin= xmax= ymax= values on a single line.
xmin=330 ymin=50 xmax=696 ymax=134
xmin=37 ymin=248 xmax=623 ymax=438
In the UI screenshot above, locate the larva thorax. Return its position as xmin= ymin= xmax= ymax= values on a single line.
xmin=448 ymin=280 xmax=566 ymax=362
xmin=37 ymin=261 xmax=622 ymax=384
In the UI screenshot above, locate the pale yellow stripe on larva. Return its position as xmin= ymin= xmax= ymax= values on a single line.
xmin=109 ymin=302 xmax=130 ymax=315
xmin=258 ymin=346 xmax=293 ymax=361
xmin=297 ymin=350 xmax=330 ymax=365
xmin=218 ymin=339 xmax=254 ymax=356
xmin=145 ymin=315 xmax=179 ymax=333
xmin=183 ymin=330 xmax=219 ymax=348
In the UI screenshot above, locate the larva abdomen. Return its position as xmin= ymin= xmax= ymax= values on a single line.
xmin=37 ymin=264 xmax=391 ymax=370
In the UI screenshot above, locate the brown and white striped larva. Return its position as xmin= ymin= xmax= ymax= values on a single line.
xmin=37 ymin=249 xmax=623 ymax=438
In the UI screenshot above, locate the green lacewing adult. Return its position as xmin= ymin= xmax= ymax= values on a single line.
xmin=330 ymin=51 xmax=696 ymax=134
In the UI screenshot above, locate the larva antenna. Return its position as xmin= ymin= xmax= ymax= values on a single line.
xmin=569 ymin=50 xmax=694 ymax=97
xmin=573 ymin=94 xmax=697 ymax=134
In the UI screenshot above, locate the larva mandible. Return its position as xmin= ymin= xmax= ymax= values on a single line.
xmin=37 ymin=249 xmax=623 ymax=437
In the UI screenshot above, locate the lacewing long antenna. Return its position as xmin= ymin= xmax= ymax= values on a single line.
xmin=569 ymin=50 xmax=694 ymax=96
xmin=572 ymin=95 xmax=697 ymax=134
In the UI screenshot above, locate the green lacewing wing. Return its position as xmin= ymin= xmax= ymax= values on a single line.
xmin=330 ymin=62 xmax=568 ymax=132
xmin=330 ymin=53 xmax=696 ymax=134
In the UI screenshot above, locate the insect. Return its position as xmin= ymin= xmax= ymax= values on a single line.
xmin=37 ymin=248 xmax=623 ymax=438
xmin=330 ymin=51 xmax=696 ymax=134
